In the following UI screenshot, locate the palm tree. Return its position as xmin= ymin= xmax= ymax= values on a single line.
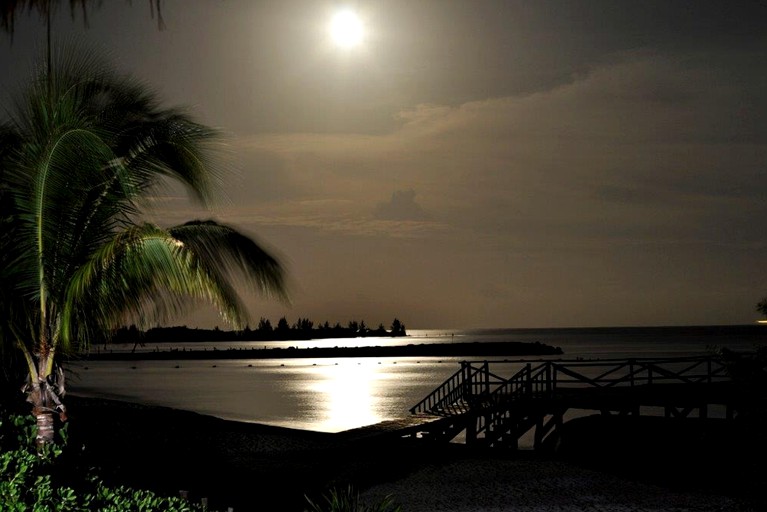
xmin=0 ymin=43 xmax=287 ymax=445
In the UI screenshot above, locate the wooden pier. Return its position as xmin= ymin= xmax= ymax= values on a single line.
xmin=402 ymin=356 xmax=744 ymax=449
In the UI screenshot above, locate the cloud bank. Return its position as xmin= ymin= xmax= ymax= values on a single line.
xmin=158 ymin=52 xmax=767 ymax=328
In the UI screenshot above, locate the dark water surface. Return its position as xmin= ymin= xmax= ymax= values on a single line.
xmin=66 ymin=325 xmax=767 ymax=434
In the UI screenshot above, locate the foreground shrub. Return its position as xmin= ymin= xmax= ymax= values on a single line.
xmin=0 ymin=412 xmax=205 ymax=511
xmin=304 ymin=485 xmax=401 ymax=512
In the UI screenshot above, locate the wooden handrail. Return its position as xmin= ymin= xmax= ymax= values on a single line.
xmin=411 ymin=356 xmax=734 ymax=417
xmin=409 ymin=364 xmax=466 ymax=414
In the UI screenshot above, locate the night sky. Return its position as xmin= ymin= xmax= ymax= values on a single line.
xmin=2 ymin=1 xmax=766 ymax=329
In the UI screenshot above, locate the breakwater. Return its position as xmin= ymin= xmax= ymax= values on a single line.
xmin=81 ymin=341 xmax=563 ymax=361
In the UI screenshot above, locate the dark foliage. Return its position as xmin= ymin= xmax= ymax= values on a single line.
xmin=110 ymin=317 xmax=409 ymax=344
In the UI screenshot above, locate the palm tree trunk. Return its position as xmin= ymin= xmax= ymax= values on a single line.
xmin=22 ymin=374 xmax=56 ymax=446
xmin=20 ymin=344 xmax=62 ymax=447
xmin=46 ymin=3 xmax=51 ymax=79
xmin=38 ymin=352 xmax=66 ymax=446
xmin=33 ymin=405 xmax=55 ymax=447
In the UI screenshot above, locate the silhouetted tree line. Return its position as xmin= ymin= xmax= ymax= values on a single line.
xmin=110 ymin=317 xmax=407 ymax=344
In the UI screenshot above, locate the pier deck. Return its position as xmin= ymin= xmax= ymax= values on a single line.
xmin=395 ymin=356 xmax=749 ymax=448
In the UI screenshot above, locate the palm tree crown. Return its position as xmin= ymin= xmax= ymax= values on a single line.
xmin=0 ymin=43 xmax=286 ymax=443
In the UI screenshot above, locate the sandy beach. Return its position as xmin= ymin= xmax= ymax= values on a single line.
xmin=60 ymin=395 xmax=766 ymax=512
xmin=360 ymin=456 xmax=754 ymax=512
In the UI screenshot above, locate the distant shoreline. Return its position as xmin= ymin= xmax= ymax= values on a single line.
xmin=78 ymin=341 xmax=563 ymax=361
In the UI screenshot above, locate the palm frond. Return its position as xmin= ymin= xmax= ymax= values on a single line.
xmin=170 ymin=220 xmax=287 ymax=301
xmin=8 ymin=125 xmax=129 ymax=301
xmin=59 ymin=223 xmax=265 ymax=351
xmin=116 ymin=113 xmax=222 ymax=206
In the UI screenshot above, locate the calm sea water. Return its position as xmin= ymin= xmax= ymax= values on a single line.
xmin=65 ymin=325 xmax=767 ymax=436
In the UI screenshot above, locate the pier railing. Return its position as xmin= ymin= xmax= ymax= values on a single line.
xmin=408 ymin=356 xmax=737 ymax=448
xmin=410 ymin=356 xmax=731 ymax=416
xmin=409 ymin=361 xmax=511 ymax=416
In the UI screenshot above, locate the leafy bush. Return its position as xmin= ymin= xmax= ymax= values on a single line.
xmin=0 ymin=411 xmax=206 ymax=511
xmin=304 ymin=485 xmax=401 ymax=512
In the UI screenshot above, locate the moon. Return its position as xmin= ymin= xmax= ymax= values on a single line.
xmin=330 ymin=10 xmax=364 ymax=48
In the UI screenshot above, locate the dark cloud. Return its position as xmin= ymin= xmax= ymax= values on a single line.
xmin=373 ymin=190 xmax=430 ymax=221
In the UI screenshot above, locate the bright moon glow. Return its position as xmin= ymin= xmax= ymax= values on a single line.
xmin=330 ymin=10 xmax=364 ymax=48
xmin=310 ymin=360 xmax=380 ymax=431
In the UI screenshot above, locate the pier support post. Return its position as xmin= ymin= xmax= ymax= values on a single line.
xmin=465 ymin=416 xmax=477 ymax=445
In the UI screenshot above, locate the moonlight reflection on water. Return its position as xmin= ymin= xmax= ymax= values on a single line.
xmin=66 ymin=327 xmax=766 ymax=433
xmin=307 ymin=360 xmax=380 ymax=431
xmin=66 ymin=356 xmax=462 ymax=433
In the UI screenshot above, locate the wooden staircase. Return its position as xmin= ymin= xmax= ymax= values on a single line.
xmin=407 ymin=356 xmax=738 ymax=449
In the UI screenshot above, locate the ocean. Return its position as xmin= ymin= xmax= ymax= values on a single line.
xmin=65 ymin=325 xmax=767 ymax=436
